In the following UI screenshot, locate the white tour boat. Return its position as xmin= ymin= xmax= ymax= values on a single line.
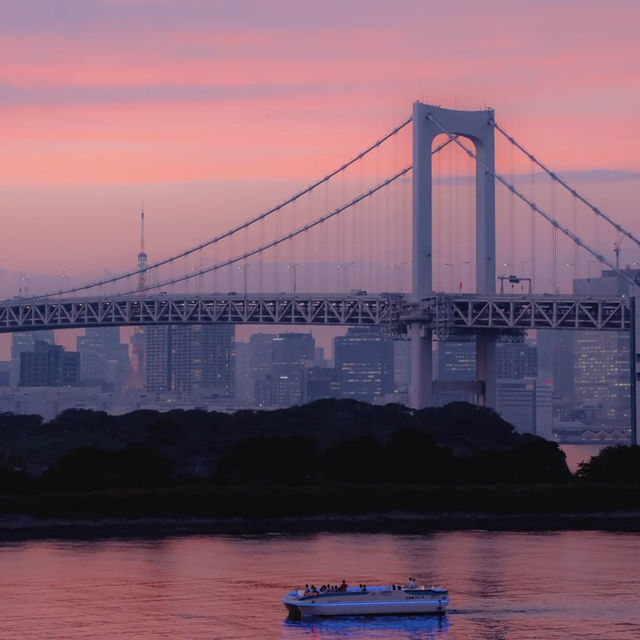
xmin=283 ymin=580 xmax=448 ymax=619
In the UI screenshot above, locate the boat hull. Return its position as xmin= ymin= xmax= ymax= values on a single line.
xmin=283 ymin=588 xmax=448 ymax=619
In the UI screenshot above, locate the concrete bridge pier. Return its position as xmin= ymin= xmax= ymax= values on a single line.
xmin=476 ymin=332 xmax=497 ymax=409
xmin=408 ymin=322 xmax=433 ymax=409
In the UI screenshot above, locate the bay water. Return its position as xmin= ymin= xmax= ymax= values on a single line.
xmin=1 ymin=530 xmax=639 ymax=639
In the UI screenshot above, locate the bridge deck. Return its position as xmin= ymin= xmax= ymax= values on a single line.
xmin=0 ymin=293 xmax=630 ymax=332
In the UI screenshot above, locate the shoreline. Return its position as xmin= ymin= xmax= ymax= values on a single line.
xmin=2 ymin=511 xmax=640 ymax=541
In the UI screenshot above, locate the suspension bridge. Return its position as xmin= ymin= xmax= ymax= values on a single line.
xmin=2 ymin=101 xmax=638 ymax=443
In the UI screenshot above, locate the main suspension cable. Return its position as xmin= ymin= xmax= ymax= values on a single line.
xmin=120 ymin=167 xmax=413 ymax=295
xmin=493 ymin=120 xmax=640 ymax=251
xmin=125 ymin=135 xmax=457 ymax=295
xmin=31 ymin=116 xmax=413 ymax=300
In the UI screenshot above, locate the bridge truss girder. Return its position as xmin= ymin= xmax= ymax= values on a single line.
xmin=401 ymin=295 xmax=630 ymax=335
xmin=0 ymin=293 xmax=630 ymax=334
xmin=0 ymin=294 xmax=403 ymax=332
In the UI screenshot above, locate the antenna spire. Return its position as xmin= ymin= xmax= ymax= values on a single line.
xmin=140 ymin=201 xmax=145 ymax=254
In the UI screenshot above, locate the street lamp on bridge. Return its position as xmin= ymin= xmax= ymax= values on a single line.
xmin=286 ymin=263 xmax=303 ymax=295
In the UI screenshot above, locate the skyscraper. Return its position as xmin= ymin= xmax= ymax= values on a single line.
xmin=10 ymin=330 xmax=54 ymax=386
xmin=76 ymin=328 xmax=130 ymax=391
xmin=19 ymin=340 xmax=80 ymax=387
xmin=570 ymin=270 xmax=632 ymax=425
xmin=334 ymin=326 xmax=394 ymax=402
xmin=496 ymin=342 xmax=537 ymax=379
xmin=144 ymin=324 xmax=234 ymax=397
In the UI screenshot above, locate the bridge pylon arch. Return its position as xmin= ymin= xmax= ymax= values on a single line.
xmin=409 ymin=101 xmax=496 ymax=410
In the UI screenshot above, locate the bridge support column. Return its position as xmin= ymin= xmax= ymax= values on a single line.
xmin=630 ymin=296 xmax=639 ymax=446
xmin=411 ymin=101 xmax=497 ymax=410
xmin=408 ymin=322 xmax=432 ymax=409
xmin=476 ymin=333 xmax=497 ymax=409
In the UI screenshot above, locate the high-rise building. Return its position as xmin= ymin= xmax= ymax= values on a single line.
xmin=537 ymin=329 xmax=574 ymax=402
xmin=269 ymin=332 xmax=315 ymax=406
xmin=248 ymin=333 xmax=275 ymax=406
xmin=10 ymin=330 xmax=54 ymax=386
xmin=76 ymin=328 xmax=130 ymax=391
xmin=437 ymin=339 xmax=538 ymax=383
xmin=434 ymin=339 xmax=476 ymax=405
xmin=305 ymin=366 xmax=340 ymax=402
xmin=144 ymin=324 xmax=234 ymax=397
xmin=497 ymin=378 xmax=552 ymax=438
xmin=272 ymin=332 xmax=315 ymax=365
xmin=269 ymin=363 xmax=305 ymax=406
xmin=496 ymin=342 xmax=537 ymax=379
xmin=393 ymin=339 xmax=411 ymax=395
xmin=334 ymin=326 xmax=394 ymax=402
xmin=247 ymin=332 xmax=316 ymax=407
xmin=0 ymin=362 xmax=10 ymax=387
xmin=570 ymin=270 xmax=632 ymax=425
xmin=145 ymin=326 xmax=171 ymax=393
xmin=19 ymin=340 xmax=80 ymax=387
xmin=171 ymin=324 xmax=235 ymax=396
xmin=233 ymin=341 xmax=252 ymax=403
xmin=437 ymin=340 xmax=476 ymax=381
xmin=573 ymin=331 xmax=629 ymax=423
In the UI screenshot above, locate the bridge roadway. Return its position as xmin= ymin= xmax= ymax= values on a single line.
xmin=0 ymin=292 xmax=630 ymax=333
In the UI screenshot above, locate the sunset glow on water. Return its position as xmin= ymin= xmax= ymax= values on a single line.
xmin=1 ymin=531 xmax=639 ymax=639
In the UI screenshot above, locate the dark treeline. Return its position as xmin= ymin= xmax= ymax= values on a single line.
xmin=1 ymin=399 xmax=637 ymax=499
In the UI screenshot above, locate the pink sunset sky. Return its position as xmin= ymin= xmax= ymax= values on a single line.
xmin=0 ymin=0 xmax=639 ymax=281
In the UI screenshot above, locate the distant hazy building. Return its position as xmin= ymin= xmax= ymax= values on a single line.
xmin=571 ymin=270 xmax=632 ymax=425
xmin=434 ymin=340 xmax=476 ymax=405
xmin=0 ymin=362 xmax=10 ymax=387
xmin=497 ymin=378 xmax=552 ymax=438
xmin=76 ymin=328 xmax=130 ymax=392
xmin=437 ymin=339 xmax=537 ymax=384
xmin=248 ymin=333 xmax=275 ymax=405
xmin=305 ymin=366 xmax=340 ymax=402
xmin=496 ymin=342 xmax=537 ymax=379
xmin=247 ymin=332 xmax=317 ymax=407
xmin=145 ymin=326 xmax=171 ymax=393
xmin=334 ymin=326 xmax=394 ymax=402
xmin=10 ymin=330 xmax=54 ymax=386
xmin=144 ymin=324 xmax=235 ymax=397
xmin=537 ymin=329 xmax=574 ymax=403
xmin=233 ymin=341 xmax=252 ymax=403
xmin=393 ymin=339 xmax=411 ymax=399
xmin=437 ymin=340 xmax=476 ymax=382
xmin=19 ymin=340 xmax=80 ymax=387
xmin=272 ymin=332 xmax=315 ymax=366
xmin=573 ymin=331 xmax=629 ymax=423
xmin=269 ymin=332 xmax=315 ymax=406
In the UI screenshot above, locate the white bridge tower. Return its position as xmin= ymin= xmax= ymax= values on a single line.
xmin=409 ymin=102 xmax=496 ymax=409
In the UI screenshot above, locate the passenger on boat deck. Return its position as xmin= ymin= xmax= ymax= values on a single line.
xmin=311 ymin=585 xmax=318 ymax=595
xmin=360 ymin=584 xmax=367 ymax=591
xmin=407 ymin=577 xmax=419 ymax=589
xmin=339 ymin=580 xmax=348 ymax=591
xmin=303 ymin=584 xmax=311 ymax=595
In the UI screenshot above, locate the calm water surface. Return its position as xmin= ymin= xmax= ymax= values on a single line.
xmin=1 ymin=531 xmax=639 ymax=639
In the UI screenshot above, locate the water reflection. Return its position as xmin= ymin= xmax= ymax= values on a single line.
xmin=282 ymin=614 xmax=449 ymax=639
xmin=1 ymin=531 xmax=639 ymax=639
